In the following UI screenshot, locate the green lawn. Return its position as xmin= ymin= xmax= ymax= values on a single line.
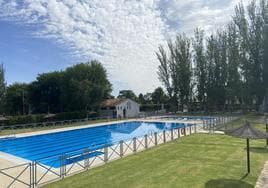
xmin=45 ymin=134 xmax=268 ymax=188
xmin=217 ymin=114 xmax=267 ymax=132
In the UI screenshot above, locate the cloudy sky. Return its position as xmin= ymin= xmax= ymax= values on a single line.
xmin=0 ymin=0 xmax=250 ymax=95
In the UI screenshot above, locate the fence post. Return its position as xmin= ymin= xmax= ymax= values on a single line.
xmin=154 ymin=132 xmax=158 ymax=145
xmin=84 ymin=149 xmax=90 ymax=169
xmin=104 ymin=147 xmax=108 ymax=162
xmin=29 ymin=162 xmax=32 ymax=188
xmin=209 ymin=119 xmax=212 ymax=133
xmin=189 ymin=126 xmax=192 ymax=135
xmin=133 ymin=137 xmax=137 ymax=152
xmin=144 ymin=134 xmax=148 ymax=149
xmin=60 ymin=156 xmax=63 ymax=179
xmin=120 ymin=141 xmax=124 ymax=157
xmin=163 ymin=130 xmax=166 ymax=143
xmin=31 ymin=161 xmax=36 ymax=188
xmin=60 ymin=155 xmax=66 ymax=179
xmin=178 ymin=128 xmax=180 ymax=138
xmin=171 ymin=129 xmax=174 ymax=140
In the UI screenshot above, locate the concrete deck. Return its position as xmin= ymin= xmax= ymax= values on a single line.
xmin=256 ymin=161 xmax=268 ymax=188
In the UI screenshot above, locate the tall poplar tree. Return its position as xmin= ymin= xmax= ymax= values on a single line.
xmin=193 ymin=29 xmax=207 ymax=111
xmin=0 ymin=63 xmax=6 ymax=114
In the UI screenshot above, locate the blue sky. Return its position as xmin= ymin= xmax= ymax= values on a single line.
xmin=0 ymin=21 xmax=74 ymax=84
xmin=0 ymin=0 xmax=249 ymax=95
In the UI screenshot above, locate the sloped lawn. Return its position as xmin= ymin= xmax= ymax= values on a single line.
xmin=45 ymin=134 xmax=268 ymax=188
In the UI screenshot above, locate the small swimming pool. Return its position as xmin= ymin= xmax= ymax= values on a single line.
xmin=0 ymin=121 xmax=192 ymax=167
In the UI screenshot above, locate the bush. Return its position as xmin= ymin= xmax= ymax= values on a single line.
xmin=7 ymin=114 xmax=45 ymax=125
xmin=54 ymin=111 xmax=87 ymax=121
xmin=3 ymin=111 xmax=99 ymax=126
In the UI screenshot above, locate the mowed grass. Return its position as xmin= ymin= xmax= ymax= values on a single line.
xmin=45 ymin=134 xmax=268 ymax=188
xmin=217 ymin=114 xmax=267 ymax=132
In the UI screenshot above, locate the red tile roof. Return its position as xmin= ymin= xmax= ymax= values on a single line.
xmin=101 ymin=98 xmax=127 ymax=107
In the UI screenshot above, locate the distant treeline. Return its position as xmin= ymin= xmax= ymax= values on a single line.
xmin=0 ymin=61 xmax=112 ymax=116
xmin=156 ymin=0 xmax=268 ymax=112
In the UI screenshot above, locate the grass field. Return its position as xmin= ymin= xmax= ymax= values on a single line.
xmin=45 ymin=134 xmax=268 ymax=188
xmin=217 ymin=114 xmax=267 ymax=132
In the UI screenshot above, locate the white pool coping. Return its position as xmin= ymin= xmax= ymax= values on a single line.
xmin=0 ymin=151 xmax=30 ymax=164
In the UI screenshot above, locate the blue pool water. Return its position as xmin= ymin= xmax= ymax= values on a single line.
xmin=0 ymin=121 xmax=192 ymax=167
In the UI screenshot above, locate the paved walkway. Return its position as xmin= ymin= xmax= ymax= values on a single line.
xmin=256 ymin=161 xmax=268 ymax=188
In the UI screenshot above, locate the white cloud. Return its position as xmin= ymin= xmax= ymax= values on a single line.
xmin=0 ymin=0 xmax=251 ymax=94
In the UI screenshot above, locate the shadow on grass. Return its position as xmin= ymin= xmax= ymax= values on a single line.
xmin=205 ymin=179 xmax=253 ymax=188
xmin=249 ymin=147 xmax=268 ymax=153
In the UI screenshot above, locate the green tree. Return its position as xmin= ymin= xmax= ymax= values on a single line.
xmin=138 ymin=93 xmax=146 ymax=104
xmin=247 ymin=0 xmax=266 ymax=107
xmin=156 ymin=46 xmax=172 ymax=98
xmin=205 ymin=32 xmax=228 ymax=111
xmin=5 ymin=83 xmax=29 ymax=115
xmin=118 ymin=90 xmax=137 ymax=101
xmin=216 ymin=31 xmax=228 ymax=110
xmin=226 ymin=23 xmax=242 ymax=110
xmin=62 ymin=61 xmax=112 ymax=112
xmin=157 ymin=34 xmax=192 ymax=111
xmin=29 ymin=71 xmax=63 ymax=113
xmin=193 ymin=29 xmax=207 ymax=111
xmin=206 ymin=35 xmax=217 ymax=110
xmin=263 ymin=1 xmax=268 ymax=111
xmin=233 ymin=2 xmax=252 ymax=110
xmin=0 ymin=63 xmax=6 ymax=114
xmin=151 ymin=87 xmax=168 ymax=105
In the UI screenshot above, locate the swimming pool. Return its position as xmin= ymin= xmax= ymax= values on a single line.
xmin=0 ymin=121 xmax=192 ymax=167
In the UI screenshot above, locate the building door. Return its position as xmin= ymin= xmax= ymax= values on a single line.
xmin=123 ymin=108 xmax=126 ymax=118
xmin=112 ymin=110 xmax=117 ymax=118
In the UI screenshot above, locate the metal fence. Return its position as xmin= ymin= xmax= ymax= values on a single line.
xmin=0 ymin=113 xmax=177 ymax=137
xmin=201 ymin=116 xmax=239 ymax=133
xmin=0 ymin=116 xmax=236 ymax=188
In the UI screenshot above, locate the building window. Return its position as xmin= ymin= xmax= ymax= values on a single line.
xmin=127 ymin=102 xmax=131 ymax=110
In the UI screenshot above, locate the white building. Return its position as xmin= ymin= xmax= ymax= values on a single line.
xmin=100 ymin=98 xmax=140 ymax=118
